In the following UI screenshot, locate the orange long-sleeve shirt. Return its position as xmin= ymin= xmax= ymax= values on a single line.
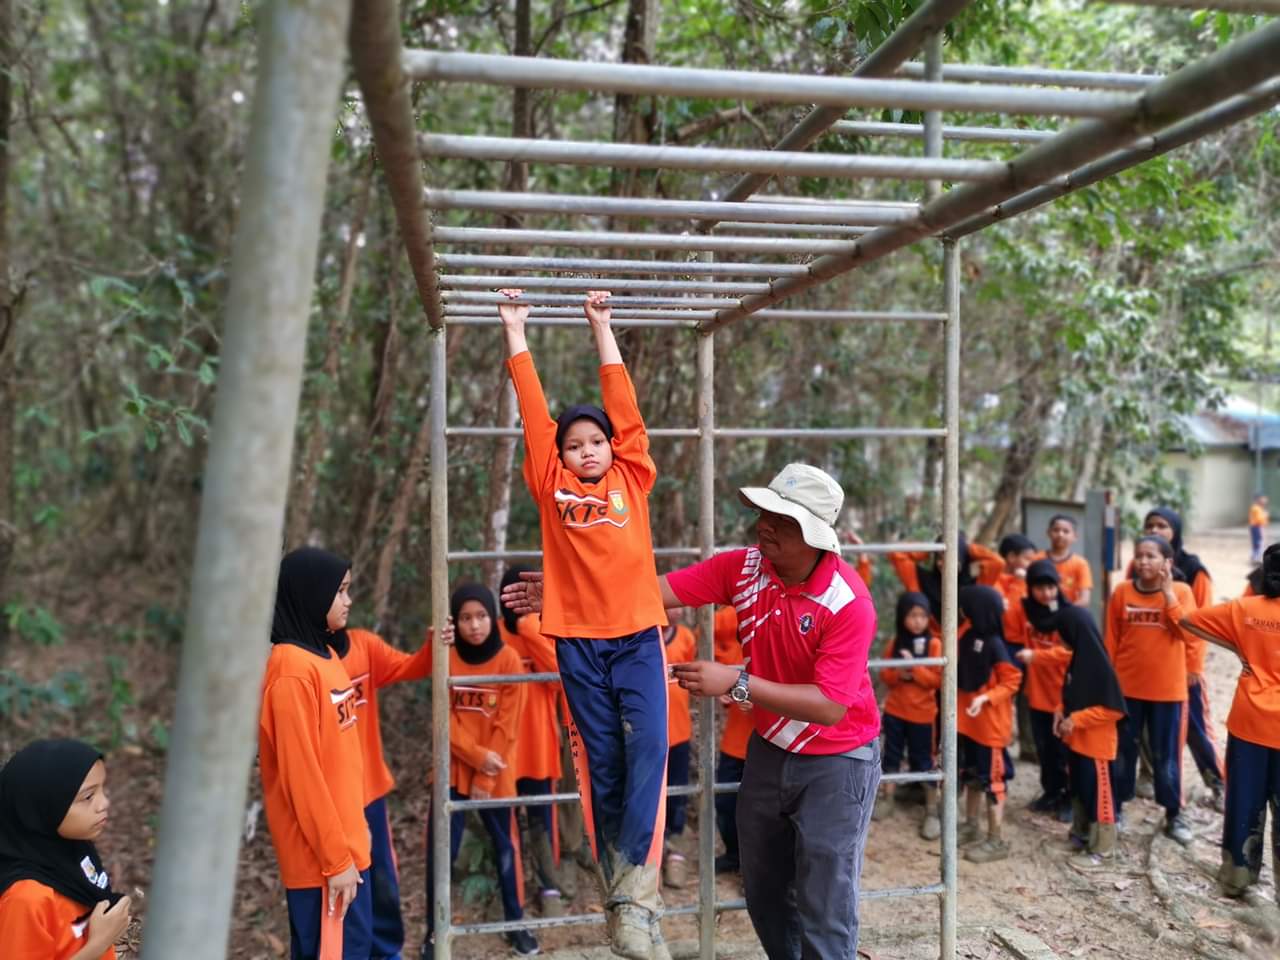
xmin=665 ymin=624 xmax=697 ymax=746
xmin=966 ymin=543 xmax=1006 ymax=587
xmin=712 ymin=606 xmax=753 ymax=761
xmin=880 ymin=634 xmax=942 ymax=725
xmin=501 ymin=616 xmax=563 ymax=781
xmin=1184 ymin=596 xmax=1280 ymax=749
xmin=0 ymin=880 xmax=116 ymax=960
xmin=508 ymin=351 xmax=667 ymax=639
xmin=449 ymin=645 xmax=527 ymax=798
xmin=1005 ymin=605 xmax=1071 ymax=712
xmin=259 ymin=643 xmax=371 ymax=888
xmin=1250 ymin=504 xmax=1269 ymax=527
xmin=956 ymin=660 xmax=1021 ymax=748
xmin=993 ymin=572 xmax=1028 ymax=646
xmin=1034 ymin=552 xmax=1093 ymax=604
xmin=1105 ymin=581 xmax=1199 ymax=702
xmin=342 ymin=627 xmax=433 ymax=804
xmin=1062 ymin=706 xmax=1125 ymax=761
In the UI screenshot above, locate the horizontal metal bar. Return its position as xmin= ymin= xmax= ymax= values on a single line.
xmin=441 ymin=290 xmax=739 ymax=308
xmin=445 ymin=546 xmax=705 ymax=562
xmin=445 ymin=310 xmax=702 ymax=326
xmin=445 ymin=305 xmax=942 ymax=323
xmin=712 ymin=221 xmax=875 ymax=236
xmin=403 ymin=50 xmax=1138 ymax=118
xmin=434 ymin=253 xmax=811 ymax=277
xmin=896 ymin=61 xmax=1160 ymax=90
xmin=946 ymin=76 xmax=1280 ymax=239
xmin=717 ymin=426 xmax=946 ymax=437
xmin=832 ymin=120 xmax=1056 ymax=143
xmin=433 ymin=226 xmax=856 ymax=255
xmin=1100 ymin=0 xmax=1280 ymax=11
xmin=447 ymin=426 xmax=701 ymax=438
xmin=438 ymin=274 xmax=772 ymax=294
xmin=443 ymin=660 xmax=949 ymax=688
xmin=748 ymin=194 xmax=920 ymax=208
xmin=862 ymin=882 xmax=947 ymax=901
xmin=868 ymin=657 xmax=948 ymax=668
xmin=425 ymin=189 xmax=918 ymax=225
xmin=421 ymin=133 xmax=1007 ymax=183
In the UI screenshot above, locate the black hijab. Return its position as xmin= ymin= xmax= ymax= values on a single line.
xmin=917 ymin=534 xmax=973 ymax=618
xmin=1057 ymin=606 xmax=1126 ymax=717
xmin=555 ymin=404 xmax=613 ymax=452
xmin=0 ymin=740 xmax=121 ymax=910
xmin=1022 ymin=559 xmax=1070 ymax=635
xmin=1144 ymin=507 xmax=1209 ymax=587
xmin=451 ymin=583 xmax=504 ymax=665
xmin=271 ymin=547 xmax=350 ymax=657
xmin=894 ymin=592 xmax=933 ymax=657
xmin=958 ymin=585 xmax=1010 ymax=693
xmin=499 ymin=565 xmax=534 ymax=635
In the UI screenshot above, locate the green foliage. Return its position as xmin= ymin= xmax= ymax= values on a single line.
xmin=0 ymin=669 xmax=88 ymax=719
xmin=4 ymin=602 xmax=66 ymax=647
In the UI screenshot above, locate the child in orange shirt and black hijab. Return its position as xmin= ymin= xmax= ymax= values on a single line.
xmin=0 ymin=739 xmax=131 ymax=960
xmin=499 ymin=289 xmax=671 ymax=960
xmin=956 ymin=585 xmax=1022 ymax=864
xmin=1054 ymin=606 xmax=1126 ymax=867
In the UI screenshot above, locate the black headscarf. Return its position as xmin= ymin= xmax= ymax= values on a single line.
xmin=498 ymin=566 xmax=534 ymax=635
xmin=451 ymin=583 xmax=504 ymax=665
xmin=0 ymin=740 xmax=121 ymax=911
xmin=917 ymin=534 xmax=973 ymax=618
xmin=271 ymin=547 xmax=351 ymax=657
xmin=1144 ymin=507 xmax=1209 ymax=588
xmin=998 ymin=533 xmax=1036 ymax=557
xmin=1253 ymin=544 xmax=1280 ymax=598
xmin=1022 ymin=559 xmax=1070 ymax=635
xmin=894 ymin=592 xmax=933 ymax=657
xmin=1057 ymin=606 xmax=1126 ymax=717
xmin=555 ymin=404 xmax=613 ymax=452
xmin=957 ymin=585 xmax=1010 ymax=693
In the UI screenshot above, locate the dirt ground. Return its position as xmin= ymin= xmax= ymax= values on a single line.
xmin=4 ymin=527 xmax=1279 ymax=959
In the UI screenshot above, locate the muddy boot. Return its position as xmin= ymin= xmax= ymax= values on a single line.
xmin=957 ymin=818 xmax=982 ymax=846
xmin=871 ymin=788 xmax=892 ymax=821
xmin=606 ymin=854 xmax=663 ymax=960
xmin=661 ymin=849 xmax=687 ymax=889
xmin=919 ymin=786 xmax=941 ymax=841
xmin=649 ymin=914 xmax=673 ymax=960
xmin=964 ymin=837 xmax=1010 ymax=863
xmin=1217 ymin=851 xmax=1254 ymax=898
xmin=538 ymin=888 xmax=565 ymax=918
xmin=607 ymin=903 xmax=654 ymax=960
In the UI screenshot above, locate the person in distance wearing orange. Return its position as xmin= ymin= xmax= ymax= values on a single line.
xmin=0 ymin=739 xmax=132 ymax=960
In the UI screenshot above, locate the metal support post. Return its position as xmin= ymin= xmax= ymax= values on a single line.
xmin=430 ymin=328 xmax=452 ymax=960
xmin=939 ymin=240 xmax=961 ymax=960
xmin=923 ymin=31 xmax=944 ymax=202
xmin=696 ymin=330 xmax=717 ymax=960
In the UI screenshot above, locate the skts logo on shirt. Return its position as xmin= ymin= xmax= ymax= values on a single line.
xmin=554 ymin=488 xmax=630 ymax=529
xmin=349 ymin=671 xmax=370 ymax=707
xmin=1124 ymin=605 xmax=1164 ymax=627
xmin=453 ymin=685 xmax=500 ymax=717
xmin=330 ymin=686 xmax=358 ymax=728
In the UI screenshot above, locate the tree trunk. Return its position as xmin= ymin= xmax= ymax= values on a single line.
xmin=286 ymin=159 xmax=375 ymax=547
xmin=608 ymin=0 xmax=658 ymax=231
xmin=0 ymin=0 xmax=14 ymax=653
xmin=371 ymin=393 xmax=432 ymax=632
xmin=1071 ymin=411 xmax=1106 ymax=502
xmin=975 ymin=375 xmax=1058 ymax=543
xmin=139 ymin=0 xmax=351 ymax=955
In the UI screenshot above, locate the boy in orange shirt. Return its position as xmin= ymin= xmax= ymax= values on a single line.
xmin=956 ymin=586 xmax=1022 ymax=864
xmin=426 ymin=583 xmax=538 ymax=957
xmin=0 ymin=739 xmax=131 ymax=960
xmin=500 ymin=288 xmax=671 ymax=960
xmin=1183 ymin=543 xmax=1280 ymax=899
xmin=711 ymin=606 xmax=751 ymax=876
xmin=1106 ymin=536 xmax=1199 ymax=846
xmin=1011 ymin=560 xmax=1073 ymax=822
xmin=1053 ymin=607 xmax=1126 ymax=868
xmin=994 ymin=533 xmax=1038 ymax=761
xmin=498 ymin=565 xmax=568 ymax=919
xmin=1248 ymin=493 xmax=1268 ymax=564
xmin=660 ymin=620 xmax=697 ymax=889
xmin=1039 ymin=515 xmax=1092 ymax=605
xmin=875 ymin=593 xmax=943 ymax=840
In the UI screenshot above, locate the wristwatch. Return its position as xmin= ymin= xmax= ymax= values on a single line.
xmin=729 ymin=669 xmax=751 ymax=705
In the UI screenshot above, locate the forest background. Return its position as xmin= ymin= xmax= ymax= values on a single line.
xmin=0 ymin=0 xmax=1278 ymax=952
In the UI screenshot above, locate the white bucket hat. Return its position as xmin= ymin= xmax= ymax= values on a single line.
xmin=738 ymin=463 xmax=844 ymax=553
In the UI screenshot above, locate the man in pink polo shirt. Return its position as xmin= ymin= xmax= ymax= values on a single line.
xmin=670 ymin=463 xmax=879 ymax=960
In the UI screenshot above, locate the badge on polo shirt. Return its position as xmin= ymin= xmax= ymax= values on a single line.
xmin=798 ymin=614 xmax=813 ymax=634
